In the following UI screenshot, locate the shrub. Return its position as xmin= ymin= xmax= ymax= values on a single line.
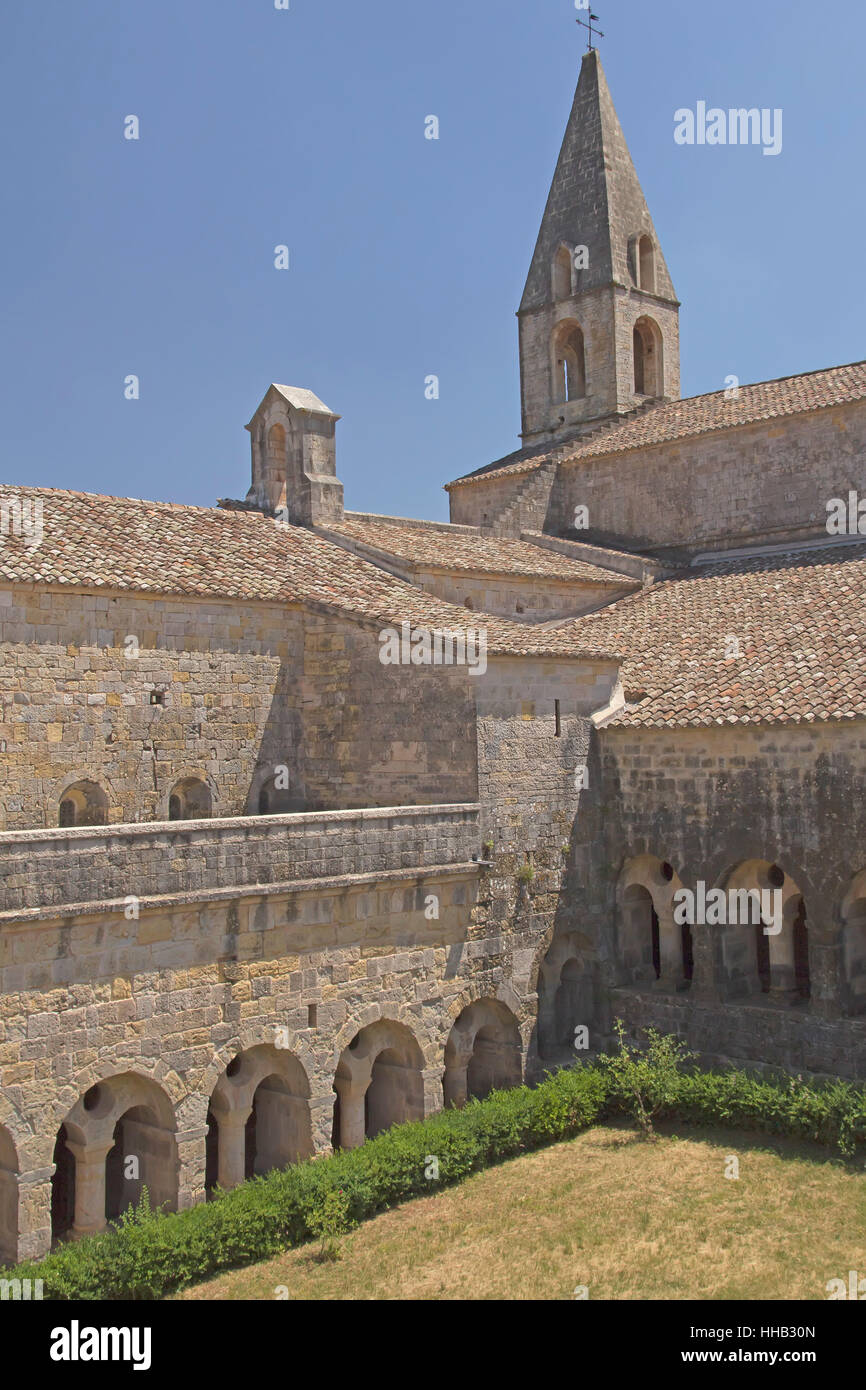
xmin=598 ymin=1020 xmax=866 ymax=1157
xmin=306 ymin=1187 xmax=356 ymax=1261
xmin=596 ymin=1019 xmax=696 ymax=1139
xmin=2 ymin=1064 xmax=605 ymax=1301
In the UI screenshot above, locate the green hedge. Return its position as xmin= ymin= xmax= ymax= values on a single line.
xmin=9 ymin=1050 xmax=866 ymax=1301
xmin=602 ymin=1064 xmax=866 ymax=1155
xmin=3 ymin=1064 xmax=604 ymax=1300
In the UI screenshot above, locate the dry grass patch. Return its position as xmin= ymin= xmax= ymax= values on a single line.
xmin=176 ymin=1124 xmax=866 ymax=1301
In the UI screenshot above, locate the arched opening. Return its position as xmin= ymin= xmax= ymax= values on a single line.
xmin=792 ymin=897 xmax=810 ymax=1000
xmin=633 ymin=316 xmax=663 ymax=397
xmin=167 ymin=777 xmax=211 ymax=821
xmin=255 ymin=775 xmax=295 ymax=816
xmin=58 ymin=781 xmax=108 ymax=828
xmin=0 ymin=1125 xmax=19 ymax=1265
xmin=246 ymin=1073 xmax=311 ymax=1178
xmin=265 ymin=423 xmax=286 ymax=486
xmin=552 ymin=245 xmax=573 ymax=300
xmin=105 ymin=1103 xmax=177 ymax=1222
xmin=208 ymin=1047 xmax=313 ymax=1191
xmin=618 ymin=857 xmax=688 ymax=989
xmin=755 ymin=921 xmax=771 ymax=993
xmin=334 ymin=1020 xmax=425 ymax=1148
xmin=638 ymin=235 xmax=656 ymax=292
xmin=204 ymin=1109 xmax=219 ymax=1197
xmin=620 ymin=884 xmax=660 ymax=983
xmin=553 ymin=322 xmax=586 ymax=403
xmin=53 ymin=1074 xmax=178 ymax=1243
xmin=50 ymin=1124 xmax=75 ymax=1245
xmin=443 ymin=1000 xmax=522 ymax=1106
xmin=537 ymin=936 xmax=597 ymax=1057
xmin=841 ymin=876 xmax=866 ymax=1015
xmin=722 ymin=860 xmax=807 ymax=1001
xmin=681 ymin=920 xmax=694 ymax=982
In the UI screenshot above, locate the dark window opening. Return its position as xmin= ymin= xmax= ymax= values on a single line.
xmin=554 ymin=700 xmax=561 ymax=737
xmin=681 ymin=921 xmax=694 ymax=982
xmin=651 ymin=907 xmax=661 ymax=980
xmin=756 ymin=924 xmax=771 ymax=993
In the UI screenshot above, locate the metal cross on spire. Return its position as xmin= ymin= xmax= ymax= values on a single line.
xmin=576 ymin=8 xmax=605 ymax=51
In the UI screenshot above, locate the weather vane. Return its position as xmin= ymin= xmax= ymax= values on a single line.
xmin=576 ymin=8 xmax=604 ymax=51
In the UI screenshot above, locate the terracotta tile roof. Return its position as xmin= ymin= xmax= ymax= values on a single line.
xmin=0 ymin=486 xmax=615 ymax=661
xmin=448 ymin=360 xmax=866 ymax=488
xmin=566 ymin=541 xmax=866 ymax=727
xmin=325 ymin=516 xmax=629 ymax=585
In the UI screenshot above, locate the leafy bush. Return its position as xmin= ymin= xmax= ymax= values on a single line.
xmin=599 ymin=1019 xmax=866 ymax=1156
xmin=2 ymin=1064 xmax=604 ymax=1301
xmin=306 ymin=1187 xmax=356 ymax=1261
xmin=597 ymin=1019 xmax=695 ymax=1139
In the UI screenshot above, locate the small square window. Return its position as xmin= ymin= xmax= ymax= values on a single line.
xmin=149 ymin=690 xmax=166 ymax=706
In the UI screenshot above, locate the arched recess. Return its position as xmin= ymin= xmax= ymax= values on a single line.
xmin=840 ymin=871 xmax=866 ymax=1015
xmin=333 ymin=1020 xmax=425 ymax=1150
xmin=443 ymin=999 xmax=522 ymax=1107
xmin=633 ymin=315 xmax=664 ymax=396
xmin=552 ymin=244 xmax=573 ymax=300
xmin=58 ymin=780 xmax=108 ymax=828
xmin=265 ymin=422 xmax=287 ymax=496
xmin=51 ymin=1073 xmax=178 ymax=1244
xmin=0 ymin=1125 xmax=19 ymax=1265
xmin=617 ymin=855 xmax=690 ymax=989
xmin=536 ymin=933 xmax=598 ymax=1058
xmin=720 ymin=860 xmax=808 ymax=1002
xmin=207 ymin=1045 xmax=313 ymax=1193
xmin=638 ymin=235 xmax=656 ymax=292
xmin=552 ymin=320 xmax=587 ymax=403
xmin=168 ymin=776 xmax=212 ymax=821
xmin=253 ymin=771 xmax=296 ymax=816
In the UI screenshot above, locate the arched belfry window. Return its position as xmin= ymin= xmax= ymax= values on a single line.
xmin=638 ymin=235 xmax=656 ymax=292
xmin=265 ymin=423 xmax=286 ymax=486
xmin=552 ymin=245 xmax=573 ymax=301
xmin=633 ymin=316 xmax=663 ymax=397
xmin=553 ymin=322 xmax=586 ymax=403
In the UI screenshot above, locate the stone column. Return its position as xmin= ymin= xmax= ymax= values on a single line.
xmin=333 ymin=1077 xmax=367 ymax=1150
xmin=67 ymin=1141 xmax=113 ymax=1240
xmin=12 ymin=1166 xmax=53 ymax=1263
xmin=215 ymin=1111 xmax=249 ymax=1192
xmin=809 ymin=932 xmax=844 ymax=1020
xmin=656 ymin=909 xmax=684 ymax=990
xmin=768 ymin=926 xmax=798 ymax=1000
xmin=422 ymin=1066 xmax=445 ymax=1119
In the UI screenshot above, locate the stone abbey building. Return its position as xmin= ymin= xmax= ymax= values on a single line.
xmin=2 ymin=50 xmax=866 ymax=1264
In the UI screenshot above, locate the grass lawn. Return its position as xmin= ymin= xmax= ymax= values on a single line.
xmin=176 ymin=1122 xmax=866 ymax=1301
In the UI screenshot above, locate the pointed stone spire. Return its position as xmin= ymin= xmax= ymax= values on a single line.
xmin=518 ymin=49 xmax=680 ymax=447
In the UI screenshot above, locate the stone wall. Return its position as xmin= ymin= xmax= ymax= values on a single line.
xmin=0 ymin=586 xmax=478 ymax=830
xmin=413 ymin=567 xmax=628 ymax=621
xmin=449 ymin=399 xmax=866 ymax=557
xmin=547 ymin=400 xmax=866 ymax=557
xmin=0 ymin=803 xmax=481 ymax=917
xmin=572 ymin=718 xmax=866 ymax=1078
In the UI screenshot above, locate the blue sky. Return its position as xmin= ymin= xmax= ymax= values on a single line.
xmin=1 ymin=0 xmax=863 ymax=522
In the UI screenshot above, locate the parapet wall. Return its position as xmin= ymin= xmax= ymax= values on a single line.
xmin=0 ymin=803 xmax=482 ymax=917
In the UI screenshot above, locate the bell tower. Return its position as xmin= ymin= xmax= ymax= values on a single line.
xmin=244 ymin=384 xmax=343 ymax=525
xmin=518 ymin=49 xmax=680 ymax=447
